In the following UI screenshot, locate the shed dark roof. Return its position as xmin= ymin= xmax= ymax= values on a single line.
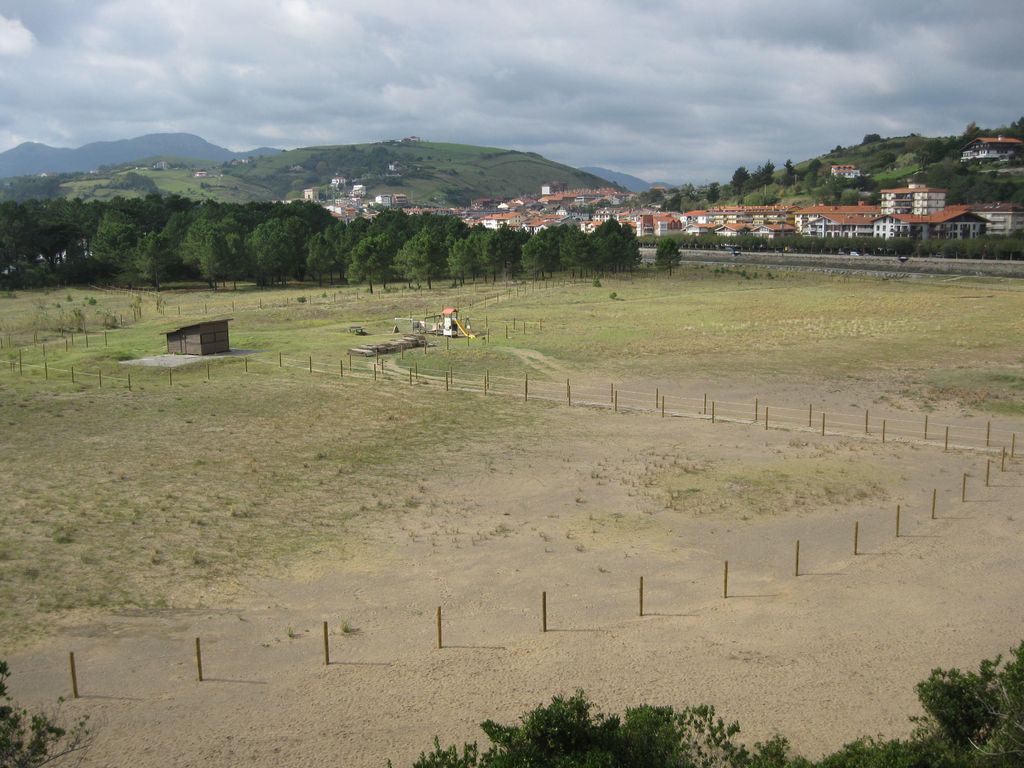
xmin=165 ymin=319 xmax=233 ymax=335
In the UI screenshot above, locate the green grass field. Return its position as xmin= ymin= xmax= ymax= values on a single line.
xmin=3 ymin=268 xmax=1024 ymax=646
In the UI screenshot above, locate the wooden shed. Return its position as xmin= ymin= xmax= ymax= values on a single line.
xmin=165 ymin=319 xmax=232 ymax=355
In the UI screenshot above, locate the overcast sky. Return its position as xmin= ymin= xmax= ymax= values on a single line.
xmin=1 ymin=1 xmax=1022 ymax=183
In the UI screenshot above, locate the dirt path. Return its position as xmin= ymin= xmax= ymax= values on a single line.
xmin=7 ymin=394 xmax=1024 ymax=767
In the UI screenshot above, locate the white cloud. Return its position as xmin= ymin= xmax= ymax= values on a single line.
xmin=0 ymin=14 xmax=34 ymax=55
xmin=0 ymin=1 xmax=1022 ymax=182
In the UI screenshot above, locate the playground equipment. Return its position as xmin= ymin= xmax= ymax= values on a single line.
xmin=410 ymin=307 xmax=478 ymax=338
xmin=441 ymin=307 xmax=475 ymax=338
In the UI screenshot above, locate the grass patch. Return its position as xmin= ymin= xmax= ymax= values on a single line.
xmin=2 ymin=270 xmax=1023 ymax=645
xmin=645 ymin=452 xmax=894 ymax=518
xmin=922 ymin=369 xmax=1024 ymax=415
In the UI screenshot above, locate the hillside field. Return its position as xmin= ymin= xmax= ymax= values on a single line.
xmin=1 ymin=140 xmax=614 ymax=204
xmin=2 ymin=269 xmax=1024 ymax=766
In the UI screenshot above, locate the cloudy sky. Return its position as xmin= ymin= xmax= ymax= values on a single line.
xmin=1 ymin=0 xmax=1022 ymax=183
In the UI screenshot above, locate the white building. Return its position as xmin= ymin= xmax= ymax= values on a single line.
xmin=969 ymin=203 xmax=1024 ymax=236
xmin=960 ymin=136 xmax=1023 ymax=162
xmin=830 ymin=164 xmax=862 ymax=179
xmin=880 ymin=184 xmax=946 ymax=216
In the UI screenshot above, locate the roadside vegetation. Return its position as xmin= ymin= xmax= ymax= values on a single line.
xmin=398 ymin=640 xmax=1024 ymax=767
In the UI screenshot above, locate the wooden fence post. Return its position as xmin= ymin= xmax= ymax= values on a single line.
xmin=703 ymin=393 xmax=707 ymax=415
xmin=854 ymin=521 xmax=859 ymax=555
xmin=794 ymin=540 xmax=800 ymax=577
xmin=524 ymin=374 xmax=529 ymax=402
xmin=436 ymin=606 xmax=443 ymax=649
xmin=962 ymin=473 xmax=967 ymax=503
xmin=821 ymin=412 xmax=826 ymax=436
xmin=639 ymin=576 xmax=644 ymax=617
xmin=986 ymin=421 xmax=991 ymax=448
xmin=945 ymin=426 xmax=949 ymax=452
xmin=323 ymin=621 xmax=330 ymax=666
xmin=986 ymin=460 xmax=991 ymax=487
xmin=195 ymin=637 xmax=204 ymax=681
xmin=754 ymin=398 xmax=759 ymax=422
xmin=882 ymin=419 xmax=886 ymax=443
xmin=865 ymin=410 xmax=869 ymax=434
xmin=764 ymin=407 xmax=769 ymax=430
xmin=69 ymin=652 xmax=79 ymax=698
xmin=924 ymin=414 xmax=929 ymax=440
xmin=723 ymin=561 xmax=729 ymax=599
xmin=808 ymin=403 xmax=812 ymax=427
xmin=896 ymin=504 xmax=901 ymax=537
xmin=932 ymin=488 xmax=937 ymax=519
xmin=542 ymin=591 xmax=547 ymax=632
xmin=614 ymin=391 xmax=618 ymax=412
xmin=711 ymin=401 xmax=715 ymax=423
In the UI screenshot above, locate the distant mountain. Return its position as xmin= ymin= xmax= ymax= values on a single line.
xmin=0 ymin=133 xmax=282 ymax=178
xmin=579 ymin=166 xmax=653 ymax=193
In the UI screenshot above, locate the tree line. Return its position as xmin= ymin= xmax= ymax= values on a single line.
xmin=0 ymin=196 xmax=641 ymax=290
xmin=398 ymin=640 xmax=1024 ymax=767
xmin=644 ymin=233 xmax=1024 ymax=260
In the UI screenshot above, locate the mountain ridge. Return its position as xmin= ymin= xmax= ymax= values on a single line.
xmin=0 ymin=132 xmax=282 ymax=178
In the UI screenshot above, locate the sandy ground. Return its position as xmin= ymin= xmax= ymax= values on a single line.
xmin=120 ymin=349 xmax=261 ymax=368
xmin=6 ymin=384 xmax=1024 ymax=767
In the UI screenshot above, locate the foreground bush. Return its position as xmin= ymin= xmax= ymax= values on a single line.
xmin=0 ymin=660 xmax=90 ymax=767
xmin=396 ymin=641 xmax=1024 ymax=767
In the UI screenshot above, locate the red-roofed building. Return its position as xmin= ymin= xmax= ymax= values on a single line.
xmin=880 ymin=184 xmax=947 ymax=216
xmin=714 ymin=223 xmax=752 ymax=237
xmin=872 ymin=208 xmax=986 ymax=240
xmin=804 ymin=213 xmax=878 ymax=239
xmin=831 ymin=164 xmax=861 ymax=179
xmin=969 ymin=203 xmax=1024 ymax=236
xmin=634 ymin=213 xmax=683 ymax=237
xmin=751 ymin=223 xmax=796 ymax=239
xmin=480 ymin=212 xmax=525 ymax=230
xmin=961 ymin=136 xmax=1024 ymax=163
xmin=794 ymin=204 xmax=880 ymax=234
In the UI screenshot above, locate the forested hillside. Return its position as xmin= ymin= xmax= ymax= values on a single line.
xmin=639 ymin=119 xmax=1024 ymax=211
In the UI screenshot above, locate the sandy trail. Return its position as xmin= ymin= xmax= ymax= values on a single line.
xmin=6 ymin=389 xmax=1024 ymax=767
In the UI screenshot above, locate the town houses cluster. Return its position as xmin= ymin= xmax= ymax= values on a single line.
xmin=309 ymin=178 xmax=1022 ymax=243
xmin=300 ymin=135 xmax=1024 ymax=242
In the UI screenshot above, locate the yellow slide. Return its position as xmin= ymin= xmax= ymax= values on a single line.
xmin=453 ymin=317 xmax=476 ymax=338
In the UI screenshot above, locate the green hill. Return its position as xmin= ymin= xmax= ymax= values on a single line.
xmin=642 ymin=120 xmax=1024 ymax=212
xmin=227 ymin=140 xmax=614 ymax=204
xmin=0 ymin=141 xmax=616 ymax=205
